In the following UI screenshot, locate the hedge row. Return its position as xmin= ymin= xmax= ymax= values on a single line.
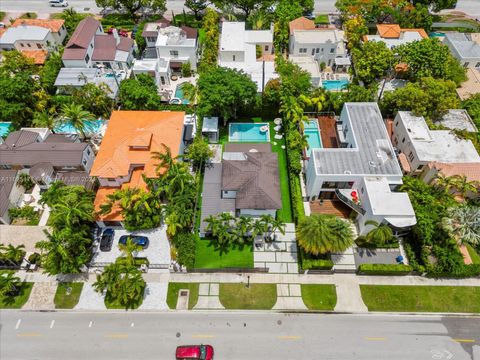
xmin=427 ymin=264 xmax=480 ymax=278
xmin=302 ymin=259 xmax=334 ymax=270
xmin=358 ymin=264 xmax=412 ymax=275
xmin=289 ymin=172 xmax=304 ymax=223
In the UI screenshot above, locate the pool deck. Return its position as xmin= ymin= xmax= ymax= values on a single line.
xmin=318 ymin=116 xmax=339 ymax=148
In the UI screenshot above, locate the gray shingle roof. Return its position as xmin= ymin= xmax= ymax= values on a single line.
xmin=312 ymin=103 xmax=402 ymax=176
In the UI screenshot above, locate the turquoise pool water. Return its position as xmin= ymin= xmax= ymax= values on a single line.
xmin=0 ymin=122 xmax=12 ymax=137
xmin=429 ymin=32 xmax=445 ymax=38
xmin=229 ymin=123 xmax=270 ymax=142
xmin=174 ymin=83 xmax=190 ymax=105
xmin=55 ymin=120 xmax=104 ymax=134
xmin=304 ymin=120 xmax=322 ymax=156
xmin=322 ymin=79 xmax=349 ymax=91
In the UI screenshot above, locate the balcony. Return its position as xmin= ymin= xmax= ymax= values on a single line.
xmin=335 ymin=189 xmax=365 ymax=215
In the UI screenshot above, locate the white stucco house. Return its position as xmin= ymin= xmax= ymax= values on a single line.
xmin=443 ymin=32 xmax=480 ymax=68
xmin=392 ymin=111 xmax=480 ymax=175
xmin=155 ymin=26 xmax=198 ymax=71
xmin=219 ymin=22 xmax=276 ymax=92
xmin=305 ymin=103 xmax=416 ymax=235
xmin=363 ymin=24 xmax=428 ymax=50
xmin=289 ymin=55 xmax=321 ymax=87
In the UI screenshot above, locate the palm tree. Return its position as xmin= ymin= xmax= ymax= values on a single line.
xmin=356 ymin=220 xmax=395 ymax=247
xmin=442 ymin=206 xmax=480 ymax=246
xmin=205 ymin=215 xmax=221 ymax=236
xmin=4 ymin=244 xmax=26 ymax=265
xmin=296 ymin=214 xmax=354 ymax=255
xmin=0 ymin=272 xmax=22 ymax=297
xmin=435 ymin=174 xmax=457 ymax=192
xmin=39 ymin=181 xmax=66 ymax=207
xmin=50 ymin=197 xmax=94 ymax=229
xmin=33 ymin=110 xmax=57 ymax=132
xmin=252 ymin=218 xmax=268 ymax=239
xmin=151 ymin=143 xmax=176 ymax=174
xmin=60 ymin=103 xmax=94 ymax=139
xmin=236 ymin=216 xmax=254 ymax=239
xmin=115 ymin=266 xmax=145 ymax=308
xmin=181 ymin=83 xmax=198 ymax=105
xmin=451 ymin=175 xmax=478 ymax=199
xmin=119 ymin=237 xmax=142 ymax=267
xmin=93 ymin=262 xmax=121 ymax=296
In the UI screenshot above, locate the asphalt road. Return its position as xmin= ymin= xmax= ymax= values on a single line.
xmin=1 ymin=311 xmax=479 ymax=360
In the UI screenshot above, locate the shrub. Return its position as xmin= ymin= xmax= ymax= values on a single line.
xmin=20 ymin=12 xmax=37 ymax=19
xmin=181 ymin=62 xmax=192 ymax=77
xmin=115 ymin=257 xmax=149 ymax=267
xmin=358 ymin=263 xmax=413 ymax=275
xmin=427 ymin=264 xmax=480 ymax=278
xmin=8 ymin=206 xmax=40 ymax=225
xmin=302 ymin=259 xmax=334 ymax=270
xmin=289 ymin=173 xmax=304 ymax=222
xmin=28 ymin=253 xmax=41 ymax=265
xmin=172 ymin=232 xmax=197 ymax=269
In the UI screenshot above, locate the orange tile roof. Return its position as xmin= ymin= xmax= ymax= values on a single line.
xmin=90 ymin=110 xmax=185 ymax=179
xmin=377 ymin=24 xmax=401 ymax=38
xmin=11 ymin=18 xmax=65 ymax=33
xmin=429 ymin=162 xmax=480 ymax=183
xmin=398 ymin=153 xmax=411 ymax=173
xmin=94 ymin=168 xmax=148 ymax=221
xmin=21 ymin=50 xmax=48 ymax=64
xmin=289 ymin=17 xmax=315 ymax=34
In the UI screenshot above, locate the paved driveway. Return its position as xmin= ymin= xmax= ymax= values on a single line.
xmin=354 ymin=247 xmax=401 ymax=267
xmin=91 ymin=226 xmax=171 ymax=266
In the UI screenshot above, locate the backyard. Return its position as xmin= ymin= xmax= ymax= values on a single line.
xmin=167 ymin=282 xmax=199 ymax=309
xmin=360 ymin=285 xmax=480 ymax=313
xmin=219 ymin=283 xmax=277 ymax=310
xmin=195 ymin=238 xmax=253 ymax=269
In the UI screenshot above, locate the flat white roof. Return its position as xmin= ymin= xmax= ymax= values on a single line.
xmin=293 ymin=29 xmax=345 ymax=44
xmin=0 ymin=25 xmax=49 ymax=44
xmin=156 ymin=26 xmax=196 ymax=47
xmin=245 ymin=29 xmax=272 ymax=44
xmin=365 ymin=31 xmax=424 ymax=49
xmin=219 ymin=60 xmax=276 ymax=92
xmin=438 ymin=109 xmax=478 ymax=133
xmin=397 ymin=111 xmax=480 ymax=163
xmin=132 ymin=59 xmax=158 ymax=72
xmin=289 ymin=56 xmax=320 ymax=78
xmin=220 ymin=22 xmax=245 ymax=51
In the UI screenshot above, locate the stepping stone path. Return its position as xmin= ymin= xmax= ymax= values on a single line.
xmin=193 ymin=283 xmax=225 ymax=310
xmin=22 ymin=282 xmax=57 ymax=310
xmin=273 ymin=284 xmax=307 ymax=310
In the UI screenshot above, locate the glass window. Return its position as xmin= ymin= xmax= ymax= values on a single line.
xmin=402 ymin=137 xmax=405 ymax=143
xmin=85 ymin=53 xmax=90 ymax=63
xmin=330 ymin=48 xmax=334 ymax=53
xmin=408 ymin=152 xmax=414 ymax=161
xmin=265 ymin=45 xmax=269 ymax=51
xmin=37 ymin=43 xmax=42 ymax=49
xmin=170 ymin=50 xmax=179 ymax=56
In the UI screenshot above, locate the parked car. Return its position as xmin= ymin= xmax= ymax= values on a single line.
xmin=107 ymin=28 xmax=129 ymax=37
xmin=49 ymin=0 xmax=68 ymax=7
xmin=99 ymin=228 xmax=114 ymax=252
xmin=175 ymin=345 xmax=214 ymax=360
xmin=118 ymin=235 xmax=149 ymax=249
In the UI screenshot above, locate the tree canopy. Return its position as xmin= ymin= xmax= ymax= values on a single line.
xmin=352 ymin=41 xmax=394 ymax=85
xmin=95 ymin=0 xmax=166 ymax=17
xmin=119 ymin=73 xmax=161 ymax=110
xmin=184 ymin=0 xmax=208 ymax=19
xmin=196 ymin=66 xmax=258 ymax=124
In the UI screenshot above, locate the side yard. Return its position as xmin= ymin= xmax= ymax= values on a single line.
xmin=219 ymin=283 xmax=277 ymax=310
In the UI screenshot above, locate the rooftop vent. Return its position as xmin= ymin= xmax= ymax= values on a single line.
xmin=368 ymin=160 xmax=377 ymax=167
xmin=344 ymin=170 xmax=351 ymax=175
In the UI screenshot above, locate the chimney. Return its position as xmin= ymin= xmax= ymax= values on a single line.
xmin=112 ymin=28 xmax=120 ymax=45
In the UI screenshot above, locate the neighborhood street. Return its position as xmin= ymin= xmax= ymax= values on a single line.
xmin=1 ymin=311 xmax=479 ymax=360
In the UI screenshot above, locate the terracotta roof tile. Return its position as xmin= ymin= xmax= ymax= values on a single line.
xmin=376 ymin=24 xmax=401 ymax=38
xmin=21 ymin=50 xmax=48 ymax=64
xmin=289 ymin=17 xmax=315 ymax=34
xmin=429 ymin=162 xmax=480 ymax=183
xmin=11 ymin=18 xmax=65 ymax=33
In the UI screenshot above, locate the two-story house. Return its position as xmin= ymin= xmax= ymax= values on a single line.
xmin=62 ymin=17 xmax=134 ymax=70
xmin=363 ymin=24 xmax=428 ymax=50
xmin=444 ymin=32 xmax=480 ymax=68
xmin=155 ymin=25 xmax=198 ymax=72
xmin=11 ymin=18 xmax=67 ymax=45
xmin=218 ymin=22 xmax=276 ymax=92
xmin=288 ymin=17 xmax=350 ymax=71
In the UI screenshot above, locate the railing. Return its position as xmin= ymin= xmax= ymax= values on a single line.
xmin=189 ymin=267 xmax=269 ymax=273
xmin=335 ymin=189 xmax=366 ymax=215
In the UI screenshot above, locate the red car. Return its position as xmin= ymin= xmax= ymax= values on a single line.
xmin=175 ymin=345 xmax=214 ymax=360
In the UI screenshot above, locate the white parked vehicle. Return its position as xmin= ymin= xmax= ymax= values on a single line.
xmin=49 ymin=0 xmax=68 ymax=7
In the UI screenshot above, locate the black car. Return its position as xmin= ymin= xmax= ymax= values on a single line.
xmin=99 ymin=228 xmax=114 ymax=252
xmin=118 ymin=235 xmax=149 ymax=249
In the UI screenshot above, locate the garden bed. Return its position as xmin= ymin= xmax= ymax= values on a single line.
xmin=301 ymin=284 xmax=337 ymax=310
xmin=54 ymin=282 xmax=84 ymax=309
xmin=0 ymin=282 xmax=33 ymax=309
xmin=219 ymin=283 xmax=277 ymax=310
xmin=166 ymin=282 xmax=199 ymax=309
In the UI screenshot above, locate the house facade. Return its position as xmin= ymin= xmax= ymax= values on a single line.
xmin=11 ymin=18 xmax=67 ymax=45
xmin=444 ymin=32 xmax=480 ymax=68
xmin=219 ymin=22 xmax=276 ymax=92
xmin=305 ymin=103 xmax=416 ymax=235
xmin=155 ymin=26 xmax=198 ymax=71
xmin=363 ymin=24 xmax=428 ymax=50
xmin=392 ymin=111 xmax=480 ymax=175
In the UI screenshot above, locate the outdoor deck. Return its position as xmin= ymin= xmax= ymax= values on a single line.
xmin=309 ymin=199 xmax=351 ymax=218
xmin=318 ymin=116 xmax=338 ymax=148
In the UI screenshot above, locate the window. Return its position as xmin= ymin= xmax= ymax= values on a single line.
xmin=408 ymin=152 xmax=415 ymax=162
xmin=320 ymin=48 xmax=324 ymax=52
xmin=83 ymin=159 xmax=87 ymax=166
xmin=85 ymin=53 xmax=90 ymax=63
xmin=265 ymin=45 xmax=269 ymax=51
xmin=464 ymin=62 xmax=469 ymax=67
xmin=107 ymin=178 xmax=115 ymax=182
xmin=90 ymin=43 xmax=93 ymax=49
xmin=311 ymin=48 xmax=315 ymax=55
xmin=394 ymin=137 xmax=398 ymax=146
xmin=476 ymin=62 xmax=480 ymax=67
xmin=232 ymin=55 xmax=236 ymax=61
xmin=27 ymin=43 xmax=31 ymax=47
xmin=299 ymin=48 xmax=307 ymax=53
xmin=36 ymin=43 xmax=42 ymax=49
xmin=170 ymin=50 xmax=179 ymax=57
xmin=20 ymin=43 xmax=24 ymax=47
xmin=316 ymin=48 xmax=320 ymax=53
xmin=161 ymin=76 xmax=165 ymax=85
xmin=87 ymin=149 xmax=91 ymax=156
xmin=395 ymin=121 xmax=398 ymax=127
xmin=330 ymin=48 xmax=334 ymax=53
xmin=401 ymin=137 xmax=405 ymax=143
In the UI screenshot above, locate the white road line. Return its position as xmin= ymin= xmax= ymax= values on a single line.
xmin=88 ymin=321 xmax=93 ymax=328
xmin=15 ymin=319 xmax=22 ymax=330
xmin=50 ymin=320 xmax=55 ymax=329
xmin=130 ymin=323 xmax=134 ymax=327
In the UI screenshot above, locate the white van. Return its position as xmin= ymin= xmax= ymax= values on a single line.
xmin=49 ymin=0 xmax=69 ymax=7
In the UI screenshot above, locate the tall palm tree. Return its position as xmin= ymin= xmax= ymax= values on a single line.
xmin=50 ymin=197 xmax=94 ymax=229
xmin=93 ymin=262 xmax=121 ymax=295
xmin=356 ymin=220 xmax=395 ymax=247
xmin=33 ymin=110 xmax=57 ymax=132
xmin=442 ymin=206 xmax=480 ymax=246
xmin=151 ymin=143 xmax=176 ymax=174
xmin=236 ymin=216 xmax=254 ymax=239
xmin=296 ymin=214 xmax=354 ymax=255
xmin=4 ymin=244 xmax=26 ymax=265
xmin=119 ymin=237 xmax=142 ymax=267
xmin=60 ymin=103 xmax=94 ymax=139
xmin=0 ymin=272 xmax=22 ymax=297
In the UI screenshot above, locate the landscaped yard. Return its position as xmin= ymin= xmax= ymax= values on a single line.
xmin=301 ymin=284 xmax=337 ymax=310
xmin=167 ymin=282 xmax=199 ymax=310
xmin=104 ymin=285 xmax=145 ymax=310
xmin=360 ymin=285 xmax=480 ymax=313
xmin=466 ymin=244 xmax=480 ymax=264
xmin=0 ymin=282 xmax=33 ymax=309
xmin=315 ymin=14 xmax=329 ymax=24
xmin=219 ymin=283 xmax=277 ymax=309
xmin=195 ymin=238 xmax=253 ymax=269
xmin=54 ymin=282 xmax=84 ymax=309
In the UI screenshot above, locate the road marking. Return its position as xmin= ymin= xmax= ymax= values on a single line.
xmin=453 ymin=339 xmax=475 ymax=343
xmin=192 ymin=334 xmax=215 ymax=339
xmin=17 ymin=333 xmax=42 ymax=337
xmin=88 ymin=321 xmax=93 ymax=328
xmin=15 ymin=319 xmax=22 ymax=330
xmin=278 ymin=336 xmax=301 ymax=340
xmin=50 ymin=320 xmax=55 ymax=329
xmin=105 ymin=333 xmax=129 ymax=339
xmin=130 ymin=322 xmax=134 ymax=327
xmin=365 ymin=337 xmax=386 ymax=341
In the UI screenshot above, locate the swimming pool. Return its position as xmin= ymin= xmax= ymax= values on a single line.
xmin=174 ymin=82 xmax=190 ymax=105
xmin=322 ymin=79 xmax=349 ymax=91
xmin=0 ymin=122 xmax=12 ymax=137
xmin=304 ymin=120 xmax=322 ymax=156
xmin=55 ymin=120 xmax=105 ymax=135
xmin=429 ymin=32 xmax=445 ymax=38
xmin=229 ymin=123 xmax=270 ymax=142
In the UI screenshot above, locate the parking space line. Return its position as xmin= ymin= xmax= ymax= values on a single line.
xmin=15 ymin=319 xmax=22 ymax=330
xmin=105 ymin=333 xmax=129 ymax=339
xmin=453 ymin=339 xmax=475 ymax=343
xmin=192 ymin=334 xmax=215 ymax=339
xmin=278 ymin=336 xmax=301 ymax=340
xmin=17 ymin=333 xmax=42 ymax=337
xmin=365 ymin=337 xmax=386 ymax=341
xmin=50 ymin=320 xmax=55 ymax=329
xmin=88 ymin=321 xmax=93 ymax=328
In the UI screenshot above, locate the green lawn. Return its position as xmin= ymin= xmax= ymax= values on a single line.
xmin=198 ymin=29 xmax=206 ymax=46
xmin=54 ymin=282 xmax=83 ymax=309
xmin=219 ymin=283 xmax=277 ymax=309
xmin=0 ymin=282 xmax=34 ymax=309
xmin=315 ymin=14 xmax=329 ymax=24
xmin=195 ymin=238 xmax=253 ymax=269
xmin=466 ymin=244 xmax=480 ymax=264
xmin=301 ymin=284 xmax=337 ymax=310
xmin=360 ymin=285 xmax=480 ymax=313
xmin=167 ymin=282 xmax=199 ymax=309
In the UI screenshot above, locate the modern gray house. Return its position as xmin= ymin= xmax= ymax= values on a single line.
xmin=444 ymin=33 xmax=480 ymax=68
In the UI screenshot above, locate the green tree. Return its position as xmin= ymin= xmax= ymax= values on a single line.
xmin=396 ymin=4 xmax=433 ymax=32
xmin=0 ymin=72 xmax=37 ymax=126
xmin=119 ymin=74 xmax=161 ymax=110
xmin=184 ymin=136 xmax=214 ymax=169
xmin=196 ymin=66 xmax=257 ymax=125
xmin=71 ymin=83 xmax=113 ymax=118
xmin=336 ymin=0 xmax=411 ymax=24
xmin=0 ymin=272 xmax=22 ymax=297
xmin=41 ymin=51 xmax=63 ymax=94
xmin=296 ymin=214 xmax=354 ymax=255
xmin=32 ymin=110 xmax=58 ymax=131
xmin=95 ymin=0 xmax=166 ymax=18
xmin=412 ymin=0 xmax=457 ymax=12
xmin=152 ymin=143 xmax=177 ymax=173
xmin=199 ymin=9 xmax=220 ymax=69
xmin=442 ymin=206 xmax=480 ymax=246
xmin=451 ymin=175 xmax=478 ymax=199
xmin=181 ymin=61 xmax=192 ymax=77
xmin=49 ymin=197 xmax=95 ymax=230
xmin=356 ymin=220 xmax=395 ymax=247
xmin=185 ymin=0 xmax=208 ymax=19
xmin=3 ymin=244 xmax=26 ymax=265
xmin=352 ymin=41 xmax=394 ymax=85
xmin=211 ymin=0 xmax=267 ymax=20
xmin=119 ymin=237 xmax=143 ymax=266
xmin=0 ymin=50 xmax=36 ymax=76
xmin=39 ymin=181 xmax=67 ymax=207
xmin=60 ymin=103 xmax=95 ymax=139
xmin=343 ymin=15 xmax=368 ymax=50
xmin=462 ymin=93 xmax=480 ymax=129
xmin=273 ymin=0 xmax=303 ymax=53
xmin=16 ymin=173 xmax=35 ymax=191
